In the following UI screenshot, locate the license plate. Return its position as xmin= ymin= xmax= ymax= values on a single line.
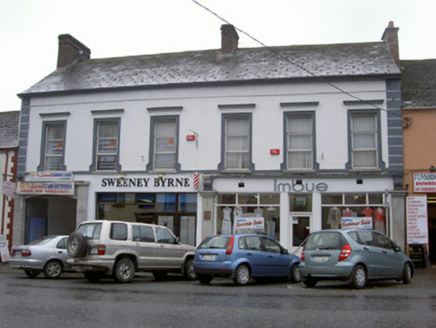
xmin=202 ymin=255 xmax=217 ymax=261
xmin=311 ymin=256 xmax=330 ymax=263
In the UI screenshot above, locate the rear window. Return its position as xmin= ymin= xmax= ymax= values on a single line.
xmin=77 ymin=223 xmax=102 ymax=239
xmin=305 ymin=232 xmax=347 ymax=251
xmin=198 ymin=236 xmax=230 ymax=249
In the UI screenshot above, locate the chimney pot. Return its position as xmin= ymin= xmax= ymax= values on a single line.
xmin=221 ymin=24 xmax=239 ymax=54
xmin=57 ymin=34 xmax=91 ymax=68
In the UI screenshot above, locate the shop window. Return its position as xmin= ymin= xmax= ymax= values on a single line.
xmin=178 ymin=194 xmax=197 ymax=212
xmin=284 ymin=112 xmax=315 ymax=170
xmin=39 ymin=121 xmax=67 ymax=171
xmin=90 ymin=118 xmax=120 ymax=172
xmin=321 ymin=193 xmax=387 ymax=235
xmin=219 ymin=114 xmax=253 ymax=171
xmin=156 ymin=193 xmax=176 ymax=212
xmin=216 ymin=193 xmax=280 ymax=240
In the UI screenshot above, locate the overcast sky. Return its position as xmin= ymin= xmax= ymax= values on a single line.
xmin=1 ymin=0 xmax=435 ymax=112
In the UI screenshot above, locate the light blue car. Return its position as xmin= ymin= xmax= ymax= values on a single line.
xmin=193 ymin=234 xmax=301 ymax=285
xmin=299 ymin=228 xmax=414 ymax=289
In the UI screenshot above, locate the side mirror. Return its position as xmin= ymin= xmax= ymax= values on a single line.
xmin=393 ymin=245 xmax=402 ymax=252
xmin=281 ymin=248 xmax=289 ymax=255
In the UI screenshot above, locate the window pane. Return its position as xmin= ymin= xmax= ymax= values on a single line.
xmin=96 ymin=120 xmax=118 ymax=171
xmin=353 ymin=151 xmax=376 ymax=167
xmin=44 ymin=123 xmax=65 ymax=171
xmin=225 ymin=117 xmax=250 ymax=170
xmin=287 ymin=116 xmax=312 ymax=169
xmin=154 ymin=120 xmax=177 ymax=169
xmin=351 ymin=114 xmax=377 ymax=168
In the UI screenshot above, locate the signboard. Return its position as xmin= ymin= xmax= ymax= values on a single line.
xmin=2 ymin=180 xmax=15 ymax=197
xmin=341 ymin=217 xmax=373 ymax=229
xmin=17 ymin=182 xmax=75 ymax=195
xmin=0 ymin=236 xmax=10 ymax=262
xmin=406 ymin=196 xmax=429 ymax=244
xmin=25 ymin=171 xmax=73 ymax=182
xmin=234 ymin=217 xmax=265 ymax=234
xmin=414 ymin=173 xmax=436 ymax=193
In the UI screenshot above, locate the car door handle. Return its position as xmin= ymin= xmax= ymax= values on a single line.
xmin=382 ymin=250 xmax=388 ymax=254
xmin=247 ymin=252 xmax=252 ymax=256
xmin=58 ymin=251 xmax=64 ymax=254
xmin=363 ymin=247 xmax=370 ymax=252
xmin=268 ymin=255 xmax=274 ymax=258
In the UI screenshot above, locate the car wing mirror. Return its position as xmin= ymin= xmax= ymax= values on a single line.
xmin=281 ymin=248 xmax=289 ymax=255
xmin=393 ymin=245 xmax=401 ymax=252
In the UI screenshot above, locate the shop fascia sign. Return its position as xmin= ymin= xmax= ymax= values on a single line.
xmin=274 ymin=178 xmax=328 ymax=193
xmin=101 ymin=174 xmax=193 ymax=190
xmin=18 ymin=171 xmax=74 ymax=195
xmin=413 ymin=173 xmax=436 ymax=193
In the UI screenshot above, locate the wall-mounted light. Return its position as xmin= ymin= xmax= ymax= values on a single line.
xmin=158 ymin=173 xmax=164 ymax=179
xmin=356 ymin=178 xmax=363 ymax=185
xmin=430 ymin=165 xmax=436 ymax=172
xmin=295 ymin=179 xmax=303 ymax=185
xmin=119 ymin=174 xmax=125 ymax=180
xmin=238 ymin=182 xmax=245 ymax=188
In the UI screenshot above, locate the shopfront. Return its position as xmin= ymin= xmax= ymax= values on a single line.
xmin=209 ymin=177 xmax=400 ymax=252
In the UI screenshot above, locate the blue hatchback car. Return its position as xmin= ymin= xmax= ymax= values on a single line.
xmin=193 ymin=234 xmax=301 ymax=285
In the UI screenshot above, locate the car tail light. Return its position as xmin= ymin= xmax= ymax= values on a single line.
xmin=225 ymin=236 xmax=235 ymax=255
xmin=90 ymin=245 xmax=106 ymax=255
xmin=339 ymin=245 xmax=352 ymax=262
xmin=10 ymin=250 xmax=16 ymax=257
xmin=301 ymin=249 xmax=305 ymax=262
xmin=21 ymin=250 xmax=32 ymax=257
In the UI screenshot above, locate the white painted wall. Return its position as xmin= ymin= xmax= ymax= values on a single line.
xmin=26 ymin=79 xmax=389 ymax=173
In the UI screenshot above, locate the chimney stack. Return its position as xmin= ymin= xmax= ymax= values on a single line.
xmin=381 ymin=21 xmax=400 ymax=67
xmin=57 ymin=34 xmax=91 ymax=69
xmin=221 ymin=25 xmax=239 ymax=54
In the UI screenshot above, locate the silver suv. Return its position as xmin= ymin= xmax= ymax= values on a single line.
xmin=66 ymin=220 xmax=196 ymax=283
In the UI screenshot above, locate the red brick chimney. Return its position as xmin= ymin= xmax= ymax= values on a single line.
xmin=381 ymin=21 xmax=400 ymax=67
xmin=57 ymin=34 xmax=91 ymax=68
xmin=221 ymin=25 xmax=239 ymax=54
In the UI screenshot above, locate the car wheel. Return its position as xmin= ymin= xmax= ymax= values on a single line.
xmin=84 ymin=271 xmax=105 ymax=282
xmin=402 ymin=263 xmax=412 ymax=285
xmin=350 ymin=265 xmax=366 ymax=289
xmin=233 ymin=264 xmax=250 ymax=286
xmin=113 ymin=258 xmax=135 ymax=283
xmin=197 ymin=274 xmax=213 ymax=285
xmin=153 ymin=271 xmax=168 ymax=281
xmin=303 ymin=278 xmax=318 ymax=288
xmin=290 ymin=264 xmax=301 ymax=283
xmin=184 ymin=258 xmax=197 ymax=281
xmin=24 ymin=269 xmax=40 ymax=278
xmin=44 ymin=260 xmax=63 ymax=279
xmin=67 ymin=232 xmax=87 ymax=258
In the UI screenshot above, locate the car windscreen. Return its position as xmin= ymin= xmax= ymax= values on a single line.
xmin=305 ymin=232 xmax=346 ymax=251
xmin=77 ymin=223 xmax=102 ymax=239
xmin=198 ymin=236 xmax=230 ymax=249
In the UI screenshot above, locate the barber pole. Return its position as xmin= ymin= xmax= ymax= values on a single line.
xmin=193 ymin=172 xmax=200 ymax=190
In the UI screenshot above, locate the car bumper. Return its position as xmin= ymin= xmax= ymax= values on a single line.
xmin=8 ymin=258 xmax=44 ymax=270
xmin=67 ymin=258 xmax=114 ymax=273
xmin=193 ymin=261 xmax=235 ymax=277
xmin=299 ymin=262 xmax=354 ymax=279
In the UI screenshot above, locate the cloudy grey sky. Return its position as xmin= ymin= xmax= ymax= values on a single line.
xmin=1 ymin=0 xmax=435 ymax=112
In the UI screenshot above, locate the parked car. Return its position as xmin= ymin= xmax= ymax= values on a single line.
xmin=194 ymin=234 xmax=301 ymax=285
xmin=299 ymin=228 xmax=414 ymax=289
xmin=66 ymin=220 xmax=196 ymax=283
xmin=9 ymin=235 xmax=73 ymax=278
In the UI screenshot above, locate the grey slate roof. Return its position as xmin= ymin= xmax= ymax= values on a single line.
xmin=401 ymin=59 xmax=436 ymax=109
xmin=20 ymin=41 xmax=400 ymax=97
xmin=0 ymin=111 xmax=20 ymax=148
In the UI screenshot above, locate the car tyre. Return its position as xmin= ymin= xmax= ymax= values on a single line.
xmin=44 ymin=260 xmax=63 ymax=279
xmin=197 ymin=274 xmax=213 ymax=285
xmin=350 ymin=265 xmax=366 ymax=289
xmin=113 ymin=258 xmax=135 ymax=283
xmin=303 ymin=278 xmax=318 ymax=288
xmin=24 ymin=269 xmax=40 ymax=278
xmin=184 ymin=258 xmax=197 ymax=281
xmin=290 ymin=264 xmax=301 ymax=283
xmin=153 ymin=271 xmax=168 ymax=281
xmin=233 ymin=264 xmax=250 ymax=286
xmin=402 ymin=263 xmax=412 ymax=285
xmin=67 ymin=232 xmax=87 ymax=258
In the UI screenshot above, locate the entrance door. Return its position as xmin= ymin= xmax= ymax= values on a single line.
xmin=291 ymin=215 xmax=311 ymax=252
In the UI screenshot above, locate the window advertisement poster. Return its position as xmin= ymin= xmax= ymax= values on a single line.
xmin=407 ymin=196 xmax=429 ymax=244
xmin=413 ymin=173 xmax=436 ymax=193
xmin=341 ymin=217 xmax=373 ymax=229
xmin=234 ymin=217 xmax=265 ymax=235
